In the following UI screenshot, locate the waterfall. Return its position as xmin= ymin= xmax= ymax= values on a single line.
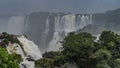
xmin=18 ymin=36 xmax=42 ymax=68
xmin=6 ymin=36 xmax=42 ymax=68
xmin=24 ymin=15 xmax=30 ymax=33
xmin=40 ymin=15 xmax=50 ymax=47
xmin=90 ymin=14 xmax=93 ymax=24
xmin=62 ymin=14 xmax=76 ymax=33
xmin=78 ymin=14 xmax=92 ymax=29
xmin=4 ymin=13 xmax=93 ymax=52
xmin=47 ymin=14 xmax=93 ymax=51
xmin=7 ymin=43 xmax=25 ymax=58
xmin=47 ymin=15 xmax=62 ymax=51
xmin=17 ymin=36 xmax=42 ymax=60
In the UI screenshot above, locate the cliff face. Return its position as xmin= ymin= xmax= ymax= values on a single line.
xmin=1 ymin=8 xmax=120 ymax=52
xmin=80 ymin=8 xmax=120 ymax=34
xmin=25 ymin=9 xmax=120 ymax=51
xmin=24 ymin=12 xmax=93 ymax=51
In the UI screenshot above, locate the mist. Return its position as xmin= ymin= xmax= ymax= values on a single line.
xmin=0 ymin=0 xmax=120 ymax=15
xmin=0 ymin=0 xmax=119 ymax=33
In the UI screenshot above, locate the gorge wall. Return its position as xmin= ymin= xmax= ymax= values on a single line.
xmin=24 ymin=13 xmax=93 ymax=51
xmin=0 ymin=8 xmax=120 ymax=52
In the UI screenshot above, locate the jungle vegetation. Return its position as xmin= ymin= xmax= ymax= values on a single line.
xmin=35 ymin=31 xmax=120 ymax=68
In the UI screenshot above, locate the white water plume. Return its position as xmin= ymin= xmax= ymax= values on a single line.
xmin=6 ymin=36 xmax=42 ymax=68
xmin=48 ymin=14 xmax=93 ymax=51
xmin=40 ymin=15 xmax=50 ymax=47
xmin=18 ymin=36 xmax=42 ymax=60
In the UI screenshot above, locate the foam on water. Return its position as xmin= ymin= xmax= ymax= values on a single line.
xmin=17 ymin=36 xmax=42 ymax=60
xmin=7 ymin=36 xmax=42 ymax=68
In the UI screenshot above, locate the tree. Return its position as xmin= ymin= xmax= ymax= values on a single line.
xmin=35 ymin=31 xmax=120 ymax=68
xmin=35 ymin=58 xmax=54 ymax=68
xmin=99 ymin=31 xmax=120 ymax=59
xmin=0 ymin=47 xmax=21 ymax=68
xmin=35 ymin=51 xmax=66 ymax=68
xmin=62 ymin=32 xmax=95 ymax=68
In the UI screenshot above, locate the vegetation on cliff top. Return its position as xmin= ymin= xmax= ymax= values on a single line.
xmin=0 ymin=32 xmax=22 ymax=68
xmin=35 ymin=31 xmax=120 ymax=68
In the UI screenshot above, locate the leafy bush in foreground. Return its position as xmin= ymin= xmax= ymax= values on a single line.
xmin=0 ymin=47 xmax=22 ymax=68
xmin=0 ymin=32 xmax=23 ymax=68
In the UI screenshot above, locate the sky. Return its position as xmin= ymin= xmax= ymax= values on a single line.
xmin=0 ymin=0 xmax=120 ymax=15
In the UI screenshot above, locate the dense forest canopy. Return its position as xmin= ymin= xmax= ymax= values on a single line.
xmin=1 ymin=30 xmax=120 ymax=68
xmin=35 ymin=31 xmax=120 ymax=68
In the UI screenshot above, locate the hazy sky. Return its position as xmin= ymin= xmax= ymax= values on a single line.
xmin=0 ymin=0 xmax=120 ymax=15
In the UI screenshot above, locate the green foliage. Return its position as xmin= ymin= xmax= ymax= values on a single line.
xmin=113 ymin=58 xmax=120 ymax=68
xmin=0 ymin=32 xmax=26 ymax=55
xmin=53 ymin=55 xmax=66 ymax=66
xmin=99 ymin=31 xmax=120 ymax=59
xmin=43 ymin=51 xmax=62 ymax=59
xmin=90 ymin=49 xmax=112 ymax=61
xmin=35 ymin=51 xmax=66 ymax=68
xmin=61 ymin=31 xmax=120 ymax=68
xmin=35 ymin=58 xmax=54 ymax=68
xmin=0 ymin=32 xmax=23 ymax=68
xmin=35 ymin=31 xmax=120 ymax=68
xmin=62 ymin=32 xmax=95 ymax=68
xmin=0 ymin=32 xmax=20 ymax=47
xmin=0 ymin=39 xmax=9 ymax=48
xmin=96 ymin=60 xmax=111 ymax=68
xmin=0 ymin=47 xmax=22 ymax=68
xmin=12 ymin=53 xmax=23 ymax=63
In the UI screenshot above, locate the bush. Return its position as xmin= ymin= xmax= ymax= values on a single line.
xmin=0 ymin=47 xmax=22 ymax=68
xmin=35 ymin=58 xmax=54 ymax=68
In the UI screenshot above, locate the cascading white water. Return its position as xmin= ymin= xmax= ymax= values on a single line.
xmin=62 ymin=14 xmax=76 ymax=33
xmin=48 ymin=14 xmax=93 ymax=51
xmin=78 ymin=14 xmax=92 ymax=29
xmin=4 ymin=13 xmax=93 ymax=52
xmin=6 ymin=36 xmax=42 ymax=68
xmin=18 ymin=36 xmax=42 ymax=60
xmin=18 ymin=36 xmax=42 ymax=68
xmin=40 ymin=15 xmax=50 ymax=47
xmin=90 ymin=14 xmax=93 ymax=24
xmin=7 ymin=43 xmax=25 ymax=58
xmin=94 ymin=34 xmax=101 ymax=42
xmin=47 ymin=15 xmax=62 ymax=51
xmin=24 ymin=16 xmax=30 ymax=33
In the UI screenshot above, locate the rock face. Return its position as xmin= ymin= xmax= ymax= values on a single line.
xmin=5 ymin=13 xmax=93 ymax=52
xmin=0 ymin=8 xmax=120 ymax=52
